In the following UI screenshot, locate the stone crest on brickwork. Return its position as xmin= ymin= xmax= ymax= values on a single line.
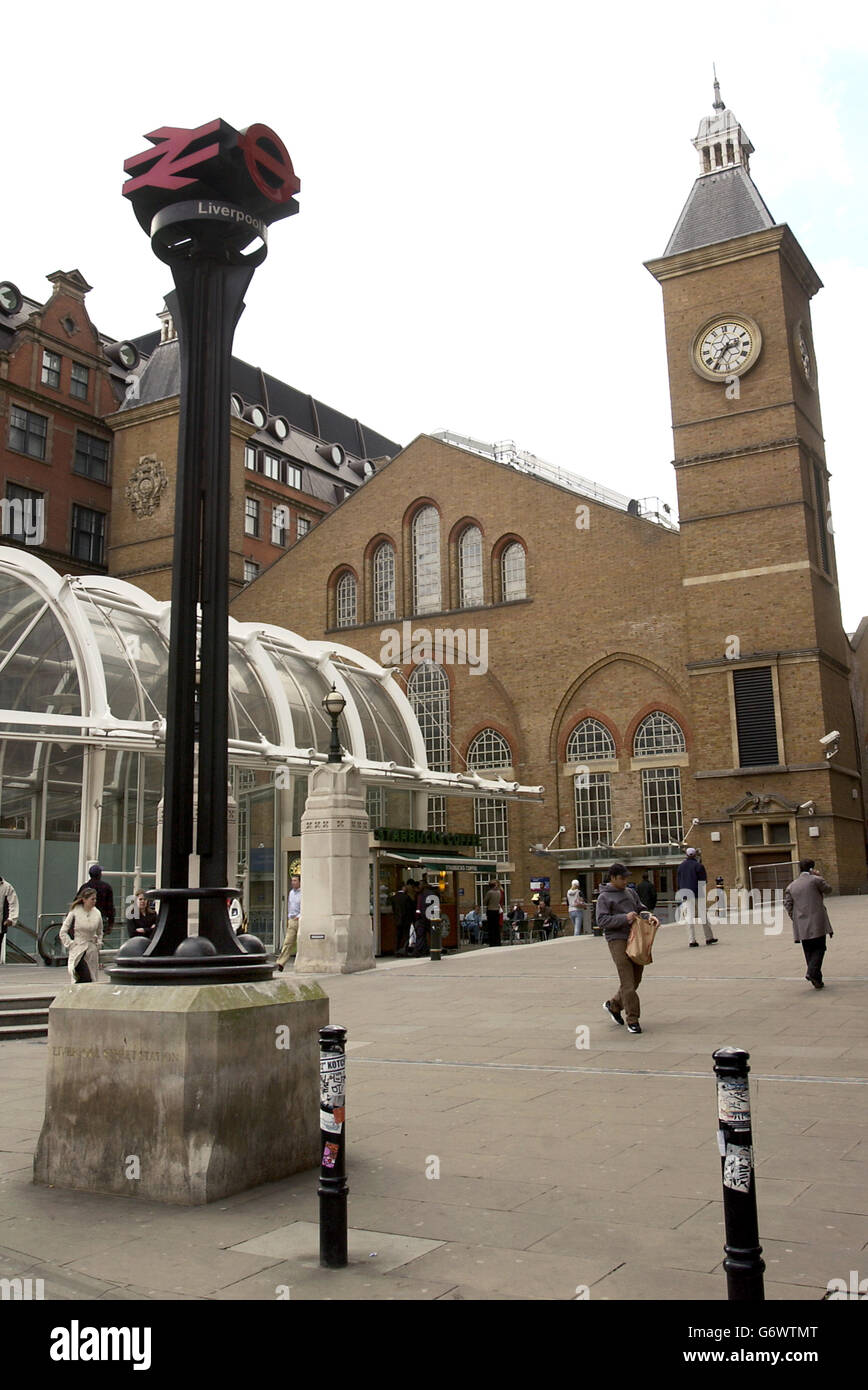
xmin=125 ymin=456 xmax=168 ymax=517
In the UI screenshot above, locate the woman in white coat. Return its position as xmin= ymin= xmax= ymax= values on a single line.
xmin=59 ymin=887 xmax=103 ymax=983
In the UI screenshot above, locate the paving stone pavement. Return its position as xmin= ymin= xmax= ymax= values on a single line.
xmin=0 ymin=899 xmax=866 ymax=1301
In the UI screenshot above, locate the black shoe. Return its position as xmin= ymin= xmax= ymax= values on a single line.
xmin=603 ymin=1000 xmax=624 ymax=1026
xmin=706 ymin=938 xmax=718 ymax=945
xmin=627 ymin=1022 xmax=642 ymax=1035
xmin=688 ymin=941 xmax=699 ymax=948
xmin=811 ymin=979 xmax=824 ymax=989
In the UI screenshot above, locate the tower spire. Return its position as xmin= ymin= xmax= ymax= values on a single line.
xmin=692 ymin=79 xmax=754 ymax=176
xmin=712 ymin=64 xmax=725 ymax=111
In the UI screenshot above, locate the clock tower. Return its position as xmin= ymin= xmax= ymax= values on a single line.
xmin=646 ymin=81 xmax=865 ymax=891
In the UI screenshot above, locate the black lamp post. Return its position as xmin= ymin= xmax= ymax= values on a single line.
xmin=110 ymin=119 xmax=299 ymax=984
xmin=323 ymin=686 xmax=347 ymax=764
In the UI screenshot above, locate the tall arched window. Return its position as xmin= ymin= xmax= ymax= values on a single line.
xmin=408 ymin=661 xmax=449 ymax=831
xmin=467 ymin=728 xmax=511 ymax=770
xmin=458 ymin=525 xmax=484 ymax=608
xmin=567 ymin=719 xmax=615 ymax=848
xmin=336 ymin=571 xmax=357 ymax=628
xmin=412 ymin=506 xmax=441 ymax=615
xmin=373 ymin=542 xmax=396 ymax=622
xmin=634 ymin=711 xmax=686 ymax=846
xmin=501 ymin=542 xmax=526 ymax=601
xmin=468 ymin=730 xmax=511 ymax=907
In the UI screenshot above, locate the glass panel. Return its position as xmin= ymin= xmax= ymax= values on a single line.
xmin=574 ymin=772 xmax=613 ymax=848
xmin=373 ymin=543 xmax=396 ymax=622
xmin=332 ymin=663 xmax=415 ymax=764
xmin=75 ymin=593 xmax=168 ymax=722
xmin=467 ymin=729 xmax=511 ymax=769
xmin=408 ymin=661 xmax=449 ymax=770
xmin=0 ymin=574 xmax=80 ymax=728
xmin=262 ymin=645 xmax=340 ymax=755
xmin=228 ymin=642 xmax=279 ymax=745
xmin=501 ymin=543 xmax=526 ymax=601
xmin=336 ymin=573 xmax=357 ymax=628
xmin=641 ymin=766 xmax=683 ymax=844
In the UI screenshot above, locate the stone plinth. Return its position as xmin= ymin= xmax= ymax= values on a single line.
xmin=34 ymin=978 xmax=328 ymax=1205
xmin=294 ymin=762 xmax=375 ymax=974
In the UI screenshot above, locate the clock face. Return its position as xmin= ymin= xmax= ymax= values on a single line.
xmin=691 ymin=314 xmax=762 ymax=381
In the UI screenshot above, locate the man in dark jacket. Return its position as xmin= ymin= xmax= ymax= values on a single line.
xmin=76 ymin=864 xmax=115 ymax=930
xmin=596 ymin=863 xmax=657 ymax=1034
xmin=636 ymin=874 xmax=657 ymax=912
xmin=676 ymin=848 xmax=716 ymax=947
xmin=391 ymin=879 xmax=417 ymax=956
xmin=784 ymin=859 xmax=833 ymax=989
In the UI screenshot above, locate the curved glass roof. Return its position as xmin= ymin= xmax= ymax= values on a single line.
xmin=0 ymin=548 xmax=542 ymax=801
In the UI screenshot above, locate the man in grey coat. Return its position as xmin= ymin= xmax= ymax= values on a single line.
xmin=596 ymin=862 xmax=658 ymax=1034
xmin=783 ymin=859 xmax=833 ymax=989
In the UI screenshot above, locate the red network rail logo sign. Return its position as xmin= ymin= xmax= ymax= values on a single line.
xmin=123 ymin=119 xmax=300 ymax=230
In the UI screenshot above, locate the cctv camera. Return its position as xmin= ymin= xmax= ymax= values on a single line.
xmin=819 ymin=731 xmax=840 ymax=747
xmin=559 ymin=826 xmax=566 ymax=834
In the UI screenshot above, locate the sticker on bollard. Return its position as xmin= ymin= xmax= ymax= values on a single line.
xmin=717 ymin=1076 xmax=750 ymax=1123
xmin=723 ymin=1144 xmax=753 ymax=1194
xmin=319 ymin=1024 xmax=348 ymax=1268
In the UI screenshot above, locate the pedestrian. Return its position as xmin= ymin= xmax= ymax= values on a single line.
xmin=76 ymin=864 xmax=115 ymax=932
xmin=484 ymin=877 xmax=502 ymax=947
xmin=635 ymin=873 xmax=657 ymax=913
xmin=597 ymin=862 xmax=657 ymax=1034
xmin=783 ymin=859 xmax=833 ymax=989
xmin=591 ymin=882 xmax=604 ymax=936
xmin=506 ymin=901 xmax=527 ymax=941
xmin=125 ymin=889 xmax=157 ymax=940
xmin=414 ymin=875 xmax=440 ymax=956
xmin=275 ymin=873 xmax=302 ymax=972
xmin=59 ymin=887 xmax=103 ymax=983
xmin=676 ymin=847 xmax=717 ymax=947
xmin=566 ymin=879 xmax=588 ymax=935
xmin=0 ymin=873 xmax=20 ymax=962
xmin=391 ymin=878 xmax=416 ymax=955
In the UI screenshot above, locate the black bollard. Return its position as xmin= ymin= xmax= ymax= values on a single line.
xmin=429 ymin=916 xmax=442 ymax=962
xmin=712 ymin=1047 xmax=765 ymax=1301
xmin=319 ymin=1024 xmax=348 ymax=1268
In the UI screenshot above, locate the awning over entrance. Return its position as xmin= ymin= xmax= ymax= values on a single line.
xmin=377 ymin=851 xmax=512 ymax=873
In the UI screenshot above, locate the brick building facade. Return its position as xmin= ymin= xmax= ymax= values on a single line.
xmin=231 ymin=90 xmax=867 ymax=904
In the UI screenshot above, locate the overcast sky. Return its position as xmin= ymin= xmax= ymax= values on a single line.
xmin=7 ymin=1 xmax=867 ymax=627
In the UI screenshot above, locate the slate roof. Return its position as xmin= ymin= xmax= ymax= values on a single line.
xmin=123 ymin=338 xmax=400 ymax=461
xmin=664 ymin=165 xmax=775 ymax=256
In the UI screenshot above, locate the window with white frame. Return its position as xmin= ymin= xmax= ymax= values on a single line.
xmin=297 ymin=516 xmax=310 ymax=537
xmin=41 ymin=350 xmax=61 ymax=388
xmin=467 ymin=728 xmax=511 ymax=770
xmin=633 ymin=711 xmax=685 ymax=756
xmin=286 ymin=463 xmax=302 ymax=490
xmin=365 ymin=786 xmax=384 ymax=827
xmin=474 ymin=797 xmax=509 ymax=870
xmin=373 ymin=541 xmax=396 ymax=622
xmin=263 ymin=452 xmax=281 ymax=480
xmin=336 ymin=571 xmax=357 ymax=627
xmin=501 ymin=542 xmax=526 ymax=601
xmin=408 ymin=660 xmax=449 ymax=832
xmin=412 ymin=506 xmax=441 ymax=614
xmin=243 ymin=560 xmax=259 ymax=584
xmin=271 ymin=504 xmax=288 ymax=547
xmin=574 ymin=772 xmax=613 ymax=848
xmin=566 ymin=719 xmax=615 ymax=763
xmin=641 ymin=766 xmax=683 ymax=846
xmin=244 ymin=445 xmax=257 ymax=471
xmin=244 ymin=496 xmax=260 ymax=537
xmin=458 ymin=525 xmax=484 ymax=607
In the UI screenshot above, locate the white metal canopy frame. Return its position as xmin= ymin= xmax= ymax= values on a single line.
xmin=0 ymin=547 xmax=542 ymax=896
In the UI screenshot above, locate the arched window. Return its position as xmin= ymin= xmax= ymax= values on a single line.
xmin=633 ymin=711 xmax=685 ymax=756
xmin=501 ymin=542 xmax=526 ymax=601
xmin=336 ymin=571 xmax=357 ymax=628
xmin=408 ymin=661 xmax=449 ymax=831
xmin=634 ymin=712 xmax=685 ymax=847
xmin=373 ymin=542 xmax=396 ymax=622
xmin=412 ymin=506 xmax=441 ymax=615
xmin=566 ymin=719 xmax=615 ymax=764
xmin=467 ymin=728 xmax=511 ymax=769
xmin=458 ymin=525 xmax=484 ymax=608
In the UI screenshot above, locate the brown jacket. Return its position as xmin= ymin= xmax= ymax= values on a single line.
xmin=783 ymin=872 xmax=833 ymax=942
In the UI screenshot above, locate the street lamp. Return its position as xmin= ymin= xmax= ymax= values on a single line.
xmin=323 ymin=686 xmax=347 ymax=763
